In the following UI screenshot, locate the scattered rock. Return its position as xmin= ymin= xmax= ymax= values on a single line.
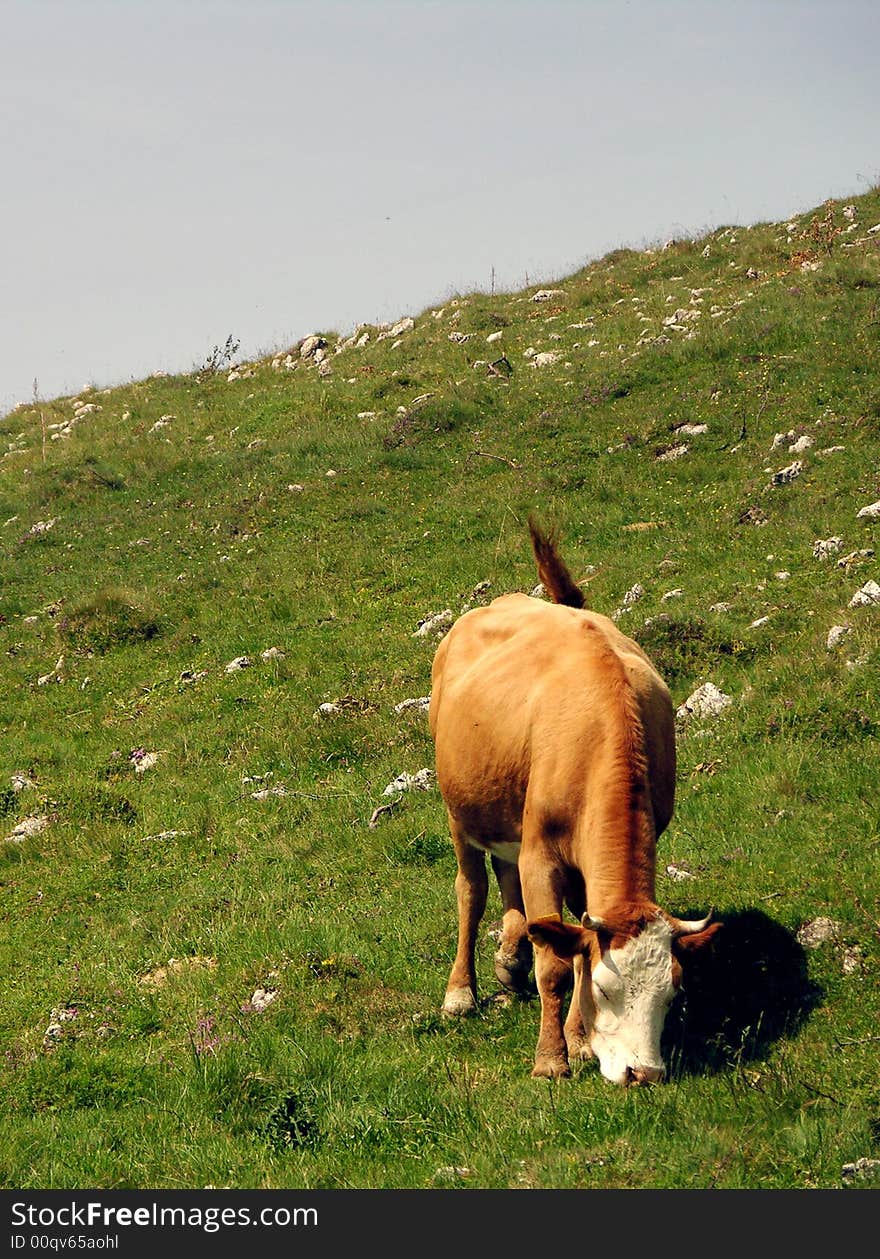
xmin=393 ymin=696 xmax=431 ymax=715
xmin=738 ymin=505 xmax=768 ymax=526
xmin=662 ymin=589 xmax=684 ymax=602
xmin=225 ymin=655 xmax=252 ymax=672
xmin=856 ymin=499 xmax=880 ymax=520
xmin=837 ymin=548 xmax=874 ymax=570
xmin=26 ymin=518 xmax=58 ymax=537
xmin=129 ymin=749 xmax=159 ymax=774
xmin=813 ymin=536 xmax=843 ymax=559
xmin=531 ymin=289 xmax=565 ymax=302
xmin=677 ymin=682 xmax=733 ymax=722
xmin=770 ymin=460 xmax=804 ymax=486
xmin=36 ymin=656 xmax=65 ymax=686
xmin=142 ymin=830 xmax=190 ymax=842
xmin=251 ymin=785 xmax=288 ymax=800
xmin=826 ymin=625 xmax=851 ymax=650
xmin=749 ymin=616 xmax=771 ymax=629
xmin=665 ymin=863 xmax=697 ymax=882
xmin=243 ymin=986 xmax=278 ymax=1013
xmin=43 ymin=1006 xmax=77 ymax=1049
xmin=532 ymin=351 xmax=560 ymax=368
xmin=842 ymin=945 xmax=863 ymax=975
xmin=413 ymin=609 xmax=454 ymax=638
xmin=261 ymin=646 xmax=285 ymax=662
xmin=657 ymin=443 xmax=689 ymax=462
xmin=5 ymin=814 xmax=49 ymax=843
xmin=675 ymin=423 xmax=708 ymax=436
xmin=848 ymin=580 xmax=880 ymax=608
xmin=842 ymin=1159 xmax=880 ymax=1183
xmin=796 ymin=916 xmax=840 ymax=948
xmin=299 ymin=335 xmax=327 ymax=360
xmin=709 ymin=601 xmax=732 ymax=613
xmin=788 ymin=434 xmax=814 ymax=454
xmin=382 ymin=768 xmax=436 ymax=797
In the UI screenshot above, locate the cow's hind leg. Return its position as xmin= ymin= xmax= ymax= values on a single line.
xmin=441 ymin=820 xmax=488 ymax=1017
xmin=491 ymin=854 xmax=533 ymax=995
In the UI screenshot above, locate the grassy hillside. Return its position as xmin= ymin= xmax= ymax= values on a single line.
xmin=1 ymin=189 xmax=879 ymax=1189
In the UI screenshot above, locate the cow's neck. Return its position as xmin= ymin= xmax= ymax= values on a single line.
xmin=578 ymin=726 xmax=658 ymax=916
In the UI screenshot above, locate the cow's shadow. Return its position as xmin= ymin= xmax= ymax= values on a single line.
xmin=662 ymin=907 xmax=822 ymax=1078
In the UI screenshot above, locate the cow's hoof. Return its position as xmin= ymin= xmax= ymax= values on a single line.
xmin=565 ymin=1035 xmax=595 ymax=1062
xmin=531 ymin=1057 xmax=571 ymax=1079
xmin=494 ymin=953 xmax=533 ymax=995
xmin=441 ymin=987 xmax=478 ymax=1017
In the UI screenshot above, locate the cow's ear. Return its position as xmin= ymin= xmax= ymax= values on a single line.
xmin=528 ymin=916 xmax=590 ymax=957
xmin=673 ymin=922 xmax=723 ymax=954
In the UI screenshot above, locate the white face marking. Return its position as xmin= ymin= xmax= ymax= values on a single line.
xmin=586 ymin=919 xmax=677 ymax=1085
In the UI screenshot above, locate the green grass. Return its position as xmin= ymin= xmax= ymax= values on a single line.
xmin=1 ymin=190 xmax=879 ymax=1189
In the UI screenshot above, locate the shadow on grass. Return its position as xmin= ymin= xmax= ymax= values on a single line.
xmin=663 ymin=907 xmax=822 ymax=1078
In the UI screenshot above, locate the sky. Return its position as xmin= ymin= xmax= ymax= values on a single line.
xmin=2 ymin=0 xmax=878 ymax=416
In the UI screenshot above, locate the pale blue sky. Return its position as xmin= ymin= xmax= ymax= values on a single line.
xmin=2 ymin=0 xmax=878 ymax=414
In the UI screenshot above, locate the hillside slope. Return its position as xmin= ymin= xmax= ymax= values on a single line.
xmin=1 ymin=189 xmax=878 ymax=1189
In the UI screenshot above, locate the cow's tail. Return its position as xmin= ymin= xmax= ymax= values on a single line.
xmin=527 ymin=516 xmax=586 ymax=609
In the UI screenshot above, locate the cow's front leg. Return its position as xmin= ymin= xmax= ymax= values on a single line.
xmin=531 ymin=943 xmax=573 ymax=1077
xmin=442 ymin=824 xmax=488 ymax=1017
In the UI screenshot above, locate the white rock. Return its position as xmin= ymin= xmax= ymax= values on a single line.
xmin=532 ymin=351 xmax=560 ymax=367
xmin=37 ymin=656 xmax=64 ymax=686
xmin=848 ymin=580 xmax=880 ymax=608
xmin=251 ymin=785 xmax=288 ymax=799
xmin=826 ymin=625 xmax=851 ymax=650
xmin=248 ymin=987 xmax=278 ymax=1012
xmin=658 ymin=444 xmax=689 ymax=461
xmin=532 ymin=289 xmax=565 ymax=302
xmin=749 ymin=616 xmax=771 ymax=628
xmin=27 ymin=518 xmax=58 ymax=536
xmin=813 ymin=536 xmax=843 ymax=559
xmin=382 ymin=768 xmax=436 ymax=797
xmin=665 ymin=863 xmax=696 ymax=882
xmin=796 ymin=916 xmax=840 ymax=948
xmin=130 ymin=750 xmax=159 ymax=774
xmin=10 ymin=773 xmax=36 ymax=792
xmin=448 ymin=331 xmax=470 ymax=344
xmin=623 ymin=583 xmax=645 ymax=606
xmin=709 ymin=602 xmax=732 ymax=613
xmin=677 ymin=682 xmax=733 ymax=722
xmin=662 ymin=589 xmax=684 ymax=602
xmin=393 ymin=696 xmax=431 ymax=715
xmin=788 ymin=435 xmax=814 ymax=453
xmin=856 ymin=499 xmax=880 ymax=520
xmin=225 ymin=655 xmax=252 ymax=672
xmin=299 ymin=335 xmax=326 ymax=359
xmin=413 ymin=609 xmax=454 ymax=638
xmin=771 ymin=461 xmax=803 ymax=485
xmin=675 ymin=423 xmax=708 ymax=436
xmin=261 ymin=646 xmax=285 ymax=661
xmin=771 ymin=430 xmax=796 ymax=450
xmin=5 ymin=814 xmax=49 ymax=843
xmin=486 ymin=330 xmax=503 ymax=343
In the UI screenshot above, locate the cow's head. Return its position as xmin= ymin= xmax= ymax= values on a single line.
xmin=529 ymin=907 xmax=721 ymax=1086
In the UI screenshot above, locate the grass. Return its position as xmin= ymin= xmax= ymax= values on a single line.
xmin=1 ymin=190 xmax=879 ymax=1189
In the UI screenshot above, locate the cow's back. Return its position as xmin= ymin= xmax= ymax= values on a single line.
xmin=429 ymin=593 xmax=675 ymax=843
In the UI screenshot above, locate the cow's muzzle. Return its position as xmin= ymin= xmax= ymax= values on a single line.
xmin=624 ymin=1063 xmax=666 ymax=1087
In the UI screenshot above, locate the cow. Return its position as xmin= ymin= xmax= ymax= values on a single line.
xmin=428 ymin=520 xmax=721 ymax=1085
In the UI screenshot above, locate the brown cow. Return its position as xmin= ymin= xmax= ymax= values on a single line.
xmin=429 ymin=520 xmax=720 ymax=1085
